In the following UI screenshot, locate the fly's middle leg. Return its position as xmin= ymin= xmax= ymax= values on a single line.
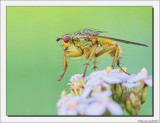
xmin=94 ymin=57 xmax=97 ymax=70
xmin=83 ymin=43 xmax=98 ymax=78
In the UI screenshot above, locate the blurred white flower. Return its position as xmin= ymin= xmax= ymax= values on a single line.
xmin=86 ymin=102 xmax=106 ymax=115
xmin=122 ymin=68 xmax=152 ymax=88
xmin=68 ymin=74 xmax=85 ymax=96
xmin=81 ymin=86 xmax=92 ymax=98
xmin=82 ymin=70 xmax=111 ymax=98
xmin=69 ymin=74 xmax=84 ymax=84
xmin=57 ymin=93 xmax=88 ymax=115
xmin=82 ymin=67 xmax=130 ymax=98
xmin=86 ymin=70 xmax=106 ymax=80
xmin=57 ymin=67 xmax=152 ymax=116
xmin=127 ymin=68 xmax=147 ymax=83
xmin=107 ymin=101 xmax=123 ymax=115
xmin=144 ymin=76 xmax=152 ymax=87
xmin=86 ymin=67 xmax=130 ymax=84
xmin=103 ymin=76 xmax=122 ymax=84
xmin=91 ymin=91 xmax=112 ymax=97
xmin=81 ymin=76 xmax=110 ymax=98
xmin=85 ymin=91 xmax=123 ymax=115
xmin=109 ymin=72 xmax=130 ymax=82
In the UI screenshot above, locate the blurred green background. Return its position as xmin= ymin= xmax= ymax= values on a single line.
xmin=6 ymin=6 xmax=152 ymax=115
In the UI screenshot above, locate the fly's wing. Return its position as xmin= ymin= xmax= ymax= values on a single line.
xmin=97 ymin=35 xmax=148 ymax=47
xmin=74 ymin=29 xmax=103 ymax=36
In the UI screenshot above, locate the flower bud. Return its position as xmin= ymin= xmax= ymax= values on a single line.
xmin=115 ymin=84 xmax=122 ymax=98
xmin=126 ymin=98 xmax=135 ymax=115
xmin=125 ymin=91 xmax=141 ymax=115
xmin=141 ymin=86 xmax=148 ymax=104
xmin=68 ymin=74 xmax=85 ymax=96
xmin=106 ymin=66 xmax=111 ymax=73
xmin=61 ymin=90 xmax=67 ymax=97
xmin=130 ymin=92 xmax=136 ymax=106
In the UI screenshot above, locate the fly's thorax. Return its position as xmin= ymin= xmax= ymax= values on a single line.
xmin=72 ymin=37 xmax=94 ymax=50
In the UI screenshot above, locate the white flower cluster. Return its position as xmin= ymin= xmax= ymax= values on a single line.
xmin=57 ymin=91 xmax=122 ymax=115
xmin=122 ymin=68 xmax=152 ymax=88
xmin=57 ymin=67 xmax=152 ymax=115
xmin=57 ymin=94 xmax=88 ymax=115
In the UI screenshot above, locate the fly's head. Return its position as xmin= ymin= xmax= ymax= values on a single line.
xmin=56 ymin=34 xmax=72 ymax=47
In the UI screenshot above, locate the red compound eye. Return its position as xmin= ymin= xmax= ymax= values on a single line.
xmin=63 ymin=35 xmax=70 ymax=43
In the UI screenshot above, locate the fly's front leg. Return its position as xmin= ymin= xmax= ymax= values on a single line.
xmin=58 ymin=52 xmax=68 ymax=82
xmin=83 ymin=43 xmax=98 ymax=78
xmin=58 ymin=47 xmax=83 ymax=82
xmin=65 ymin=47 xmax=83 ymax=57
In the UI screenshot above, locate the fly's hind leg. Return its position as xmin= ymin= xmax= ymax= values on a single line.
xmin=117 ymin=56 xmax=130 ymax=75
xmin=95 ymin=44 xmax=130 ymax=75
xmin=58 ymin=47 xmax=83 ymax=82
xmin=112 ymin=45 xmax=130 ymax=75
xmin=94 ymin=44 xmax=118 ymax=69
xmin=111 ymin=44 xmax=119 ymax=69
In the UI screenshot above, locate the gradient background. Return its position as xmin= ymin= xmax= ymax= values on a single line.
xmin=6 ymin=6 xmax=152 ymax=115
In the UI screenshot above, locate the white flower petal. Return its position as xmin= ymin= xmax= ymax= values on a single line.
xmin=67 ymin=83 xmax=72 ymax=85
xmin=101 ymin=82 xmax=110 ymax=90
xmin=69 ymin=74 xmax=83 ymax=83
xmin=81 ymin=86 xmax=92 ymax=98
xmin=110 ymin=69 xmax=119 ymax=73
xmin=140 ymin=68 xmax=147 ymax=74
xmin=57 ymin=94 xmax=88 ymax=115
xmin=127 ymin=73 xmax=147 ymax=83
xmin=103 ymin=76 xmax=122 ymax=84
xmin=67 ymin=109 xmax=78 ymax=115
xmin=91 ymin=91 xmax=112 ymax=98
xmin=77 ymin=102 xmax=88 ymax=115
xmin=144 ymin=76 xmax=152 ymax=87
xmin=111 ymin=73 xmax=129 ymax=81
xmin=89 ymin=70 xmax=106 ymax=78
xmin=106 ymin=101 xmax=123 ymax=115
xmin=58 ymin=108 xmax=67 ymax=115
xmin=85 ymin=97 xmax=96 ymax=103
xmin=122 ymin=82 xmax=141 ymax=88
xmin=84 ymin=76 xmax=90 ymax=81
xmin=85 ymin=102 xmax=106 ymax=115
xmin=87 ymin=77 xmax=103 ymax=86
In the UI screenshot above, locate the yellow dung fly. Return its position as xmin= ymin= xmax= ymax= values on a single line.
xmin=56 ymin=29 xmax=148 ymax=82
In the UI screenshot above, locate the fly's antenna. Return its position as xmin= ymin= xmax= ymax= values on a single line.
xmin=56 ymin=37 xmax=61 ymax=42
